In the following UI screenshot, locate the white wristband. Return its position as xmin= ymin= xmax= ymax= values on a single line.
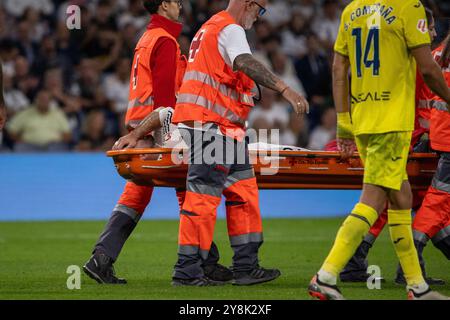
xmin=158 ymin=107 xmax=175 ymax=136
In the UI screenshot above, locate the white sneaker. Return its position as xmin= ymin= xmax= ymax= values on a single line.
xmin=408 ymin=288 xmax=450 ymax=300
xmin=308 ymin=274 xmax=345 ymax=300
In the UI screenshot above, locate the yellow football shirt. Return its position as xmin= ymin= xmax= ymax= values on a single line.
xmin=334 ymin=0 xmax=431 ymax=135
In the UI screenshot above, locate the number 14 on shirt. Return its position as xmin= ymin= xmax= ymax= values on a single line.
xmin=352 ymin=27 xmax=380 ymax=78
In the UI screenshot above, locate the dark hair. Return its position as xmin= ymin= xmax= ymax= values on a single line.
xmin=142 ymin=0 xmax=164 ymax=14
xmin=424 ymin=7 xmax=434 ymax=25
xmin=438 ymin=31 xmax=450 ymax=68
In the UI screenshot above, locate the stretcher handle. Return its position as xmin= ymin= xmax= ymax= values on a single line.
xmin=106 ymin=148 xmax=350 ymax=159
xmin=106 ymin=148 xmax=437 ymax=160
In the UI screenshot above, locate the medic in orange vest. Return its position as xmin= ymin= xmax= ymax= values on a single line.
xmin=411 ymin=32 xmax=450 ymax=273
xmin=83 ymin=0 xmax=231 ymax=285
xmin=170 ymin=0 xmax=309 ymax=286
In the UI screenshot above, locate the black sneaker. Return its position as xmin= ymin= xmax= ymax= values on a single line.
xmin=340 ymin=271 xmax=386 ymax=283
xmin=425 ymin=277 xmax=445 ymax=285
xmin=340 ymin=271 xmax=370 ymax=283
xmin=83 ymin=253 xmax=127 ymax=284
xmin=203 ymin=263 xmax=233 ymax=284
xmin=171 ymin=276 xmax=223 ymax=287
xmin=232 ymin=266 xmax=281 ymax=286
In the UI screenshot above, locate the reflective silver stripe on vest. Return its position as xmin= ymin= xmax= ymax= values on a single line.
xmin=177 ymin=93 xmax=245 ymax=126
xmin=229 ymin=232 xmax=263 ymax=246
xmin=431 ymin=225 xmax=450 ymax=244
xmin=127 ymin=96 xmax=154 ymax=110
xmin=113 ymin=204 xmax=142 ymax=223
xmin=183 ymin=70 xmax=220 ymax=92
xmin=182 ymin=71 xmax=254 ymax=106
xmin=178 ymin=245 xmax=209 ymax=260
xmin=413 ymin=230 xmax=429 ymax=245
xmin=431 ymin=177 xmax=450 ymax=193
xmin=187 ymin=182 xmax=223 ymax=198
xmin=431 ymin=100 xmax=449 ymax=112
xmin=417 ymin=99 xmax=430 ymax=109
xmin=224 ymin=168 xmax=255 ymax=189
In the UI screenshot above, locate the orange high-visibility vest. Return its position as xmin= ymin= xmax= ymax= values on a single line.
xmin=429 ymin=70 xmax=450 ymax=152
xmin=415 ymin=72 xmax=432 ymax=129
xmin=427 ymin=44 xmax=450 ymax=152
xmin=415 ymin=46 xmax=445 ymax=130
xmin=172 ymin=11 xmax=255 ymax=139
xmin=125 ymin=28 xmax=186 ymax=129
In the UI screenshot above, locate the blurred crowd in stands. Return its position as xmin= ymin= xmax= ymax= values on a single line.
xmin=0 ymin=0 xmax=449 ymax=152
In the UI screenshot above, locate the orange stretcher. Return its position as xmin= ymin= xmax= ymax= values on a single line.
xmin=107 ymin=148 xmax=438 ymax=190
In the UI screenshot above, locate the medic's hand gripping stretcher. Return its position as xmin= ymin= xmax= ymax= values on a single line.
xmin=107 ymin=148 xmax=438 ymax=190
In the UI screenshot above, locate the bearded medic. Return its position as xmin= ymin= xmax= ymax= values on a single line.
xmin=338 ymin=8 xmax=445 ymax=285
xmin=309 ymin=0 xmax=450 ymax=300
xmin=163 ymin=0 xmax=308 ymax=286
xmin=83 ymin=0 xmax=232 ymax=284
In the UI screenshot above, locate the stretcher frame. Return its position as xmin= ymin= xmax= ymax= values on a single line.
xmin=107 ymin=148 xmax=438 ymax=190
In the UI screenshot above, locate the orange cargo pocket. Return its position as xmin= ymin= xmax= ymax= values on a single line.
xmin=225 ymin=200 xmax=250 ymax=237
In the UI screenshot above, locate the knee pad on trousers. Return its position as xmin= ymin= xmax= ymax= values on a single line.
xmin=433 ymin=236 xmax=450 ymax=260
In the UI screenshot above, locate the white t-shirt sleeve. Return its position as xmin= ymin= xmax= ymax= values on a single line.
xmin=218 ymin=24 xmax=252 ymax=67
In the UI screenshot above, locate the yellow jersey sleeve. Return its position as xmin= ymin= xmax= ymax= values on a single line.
xmin=334 ymin=10 xmax=349 ymax=56
xmin=401 ymin=1 xmax=431 ymax=49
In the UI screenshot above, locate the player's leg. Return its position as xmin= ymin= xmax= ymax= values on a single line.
xmin=385 ymin=133 xmax=448 ymax=299
xmin=395 ymin=185 xmax=446 ymax=285
xmin=84 ymin=181 xmax=153 ymax=284
xmin=387 ymin=180 xmax=424 ymax=286
xmin=340 ymin=209 xmax=387 ymax=282
xmin=387 ymin=181 xmax=447 ymax=299
xmin=310 ymin=134 xmax=385 ymax=300
xmin=309 ymin=184 xmax=383 ymax=300
xmin=382 ymin=132 xmax=425 ymax=291
xmin=344 ymin=186 xmax=429 ymax=284
xmin=396 ymin=152 xmax=450 ymax=285
xmin=175 ymin=187 xmax=233 ymax=283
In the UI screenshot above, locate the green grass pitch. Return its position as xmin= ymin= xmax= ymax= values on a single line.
xmin=0 ymin=218 xmax=448 ymax=300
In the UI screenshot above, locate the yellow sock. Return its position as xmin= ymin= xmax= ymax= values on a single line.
xmin=321 ymin=203 xmax=378 ymax=277
xmin=388 ymin=209 xmax=425 ymax=286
